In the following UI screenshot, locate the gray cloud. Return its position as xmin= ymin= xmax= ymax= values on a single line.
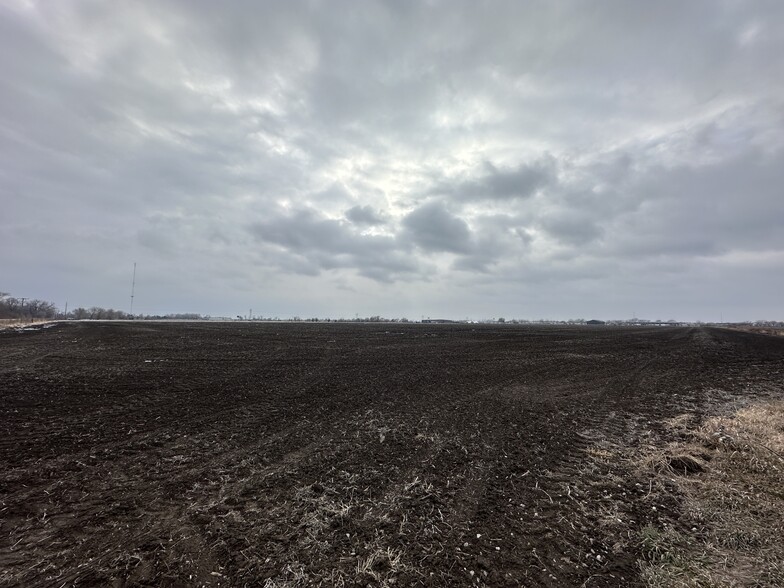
xmin=432 ymin=160 xmax=555 ymax=202
xmin=345 ymin=205 xmax=387 ymax=226
xmin=402 ymin=201 xmax=472 ymax=254
xmin=2 ymin=1 xmax=783 ymax=320
xmin=539 ymin=211 xmax=604 ymax=247
xmin=248 ymin=207 xmax=417 ymax=282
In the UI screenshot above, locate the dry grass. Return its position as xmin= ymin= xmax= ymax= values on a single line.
xmin=0 ymin=318 xmax=56 ymax=330
xmin=636 ymin=401 xmax=784 ymax=587
xmin=728 ymin=326 xmax=784 ymax=338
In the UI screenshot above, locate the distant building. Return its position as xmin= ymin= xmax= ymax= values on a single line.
xmin=586 ymin=319 xmax=606 ymax=325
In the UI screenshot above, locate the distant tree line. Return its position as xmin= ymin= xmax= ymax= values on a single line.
xmin=67 ymin=307 xmax=131 ymax=320
xmin=0 ymin=293 xmax=58 ymax=319
xmin=1 ymin=291 xmax=204 ymax=321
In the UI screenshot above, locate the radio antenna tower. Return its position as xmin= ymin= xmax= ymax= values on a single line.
xmin=130 ymin=262 xmax=137 ymax=315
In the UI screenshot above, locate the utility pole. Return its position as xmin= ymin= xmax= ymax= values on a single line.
xmin=64 ymin=300 xmax=68 ymax=319
xmin=130 ymin=262 xmax=137 ymax=316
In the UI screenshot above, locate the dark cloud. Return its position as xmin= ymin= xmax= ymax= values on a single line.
xmin=248 ymin=207 xmax=417 ymax=282
xmin=432 ymin=160 xmax=555 ymax=202
xmin=345 ymin=205 xmax=387 ymax=226
xmin=402 ymin=201 xmax=472 ymax=254
xmin=449 ymin=214 xmax=531 ymax=272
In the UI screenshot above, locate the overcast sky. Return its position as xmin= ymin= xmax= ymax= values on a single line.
xmin=2 ymin=1 xmax=783 ymax=321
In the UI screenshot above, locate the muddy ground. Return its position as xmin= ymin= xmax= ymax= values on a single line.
xmin=1 ymin=322 xmax=783 ymax=587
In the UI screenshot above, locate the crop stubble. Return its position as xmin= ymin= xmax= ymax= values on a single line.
xmin=1 ymin=323 xmax=783 ymax=587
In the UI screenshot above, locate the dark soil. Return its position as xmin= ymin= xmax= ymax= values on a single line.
xmin=1 ymin=322 xmax=783 ymax=587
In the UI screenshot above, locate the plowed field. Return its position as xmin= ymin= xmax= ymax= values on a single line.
xmin=1 ymin=322 xmax=783 ymax=587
